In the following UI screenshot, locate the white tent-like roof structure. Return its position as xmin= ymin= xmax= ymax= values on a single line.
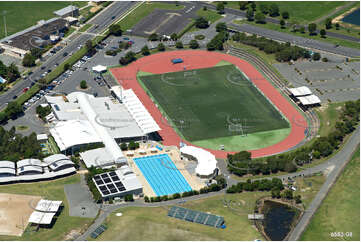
xmin=180 ymin=146 xmax=217 ymax=177
xmin=122 ymin=89 xmax=160 ymax=134
xmin=35 ymin=200 xmax=62 ymax=212
xmin=92 ymin=65 xmax=107 ymax=73
xmin=288 ymin=86 xmax=312 ymax=97
xmin=298 ymin=95 xmax=321 ymax=105
xmin=28 ymin=211 xmax=56 ymax=225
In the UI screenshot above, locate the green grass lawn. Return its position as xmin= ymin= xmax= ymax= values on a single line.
xmin=0 ymin=1 xmax=86 ymax=39
xmin=192 ymin=127 xmax=290 ymax=151
xmin=188 ymin=9 xmax=223 ymax=33
xmin=233 ymin=20 xmax=359 ymax=50
xmin=0 ymin=175 xmax=93 ymax=241
xmin=138 ymin=64 xmax=289 ymax=142
xmin=79 ymin=23 xmax=92 ymax=32
xmin=301 ymin=147 xmax=360 ymax=241
xmin=315 ymin=102 xmax=344 ymax=137
xmin=91 ymin=192 xmax=266 ymax=241
xmin=223 ymin=1 xmax=348 ymax=23
xmin=115 ymin=2 xmax=184 ymax=32
xmin=64 ymin=26 xmax=76 ymax=38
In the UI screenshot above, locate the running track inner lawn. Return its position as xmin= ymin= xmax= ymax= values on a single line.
xmin=110 ymin=50 xmax=307 ymax=158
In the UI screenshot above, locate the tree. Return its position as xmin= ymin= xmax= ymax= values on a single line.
xmin=312 ymin=52 xmax=321 ymax=61
xmin=157 ymin=43 xmax=165 ymax=51
xmin=216 ymin=22 xmax=227 ymax=32
xmin=284 ymin=161 xmax=297 ymax=173
xmin=148 ymin=33 xmax=158 ymax=41
xmin=144 ymin=196 xmax=150 ymax=202
xmin=195 ymin=17 xmax=209 ymax=29
xmin=259 ymin=3 xmax=269 ymax=14
xmin=246 ymin=8 xmax=254 ymax=21
xmin=38 ymin=78 xmax=47 ymax=86
xmin=30 ymin=48 xmax=43 ymax=59
xmin=170 ymin=33 xmax=178 ymax=41
xmin=300 ymin=26 xmax=305 ymax=33
xmin=175 ymin=41 xmax=183 ymax=49
xmin=128 ymin=140 xmax=136 ymax=150
xmin=239 ymin=1 xmax=248 ymax=10
xmin=308 ymin=23 xmax=317 ymax=35
xmin=120 ymin=143 xmax=128 ymax=151
xmin=271 ymin=187 xmax=281 ymax=198
xmin=80 ymin=80 xmax=87 ymax=89
xmin=282 ymin=11 xmax=289 ymax=19
xmin=124 ymin=194 xmax=134 ymax=202
xmin=203 ymin=6 xmax=207 ymax=11
xmin=280 ymin=19 xmax=286 ymax=29
xmin=320 ymin=29 xmax=326 ymax=38
xmin=189 ymin=39 xmax=199 ymax=49
xmin=109 ymin=24 xmax=122 ymax=36
xmin=216 ymin=2 xmax=225 ymax=14
xmin=295 ymin=195 xmax=302 ymax=204
xmin=85 ymin=40 xmax=93 ymax=50
xmin=250 ymin=2 xmax=256 ymax=11
xmin=325 ymin=18 xmax=332 ymax=29
xmin=22 ymin=53 xmax=36 ymax=67
xmin=255 ymin=12 xmax=266 ymax=24
xmin=269 ymin=4 xmax=279 ymax=17
xmin=335 ymin=22 xmax=340 ymax=30
xmin=141 ymin=45 xmax=150 ymax=56
xmin=282 ymin=189 xmax=293 ymax=199
xmin=5 ymin=101 xmax=22 ymax=119
xmin=64 ymin=63 xmax=70 ymax=71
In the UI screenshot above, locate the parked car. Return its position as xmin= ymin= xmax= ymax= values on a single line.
xmin=23 ymin=87 xmax=29 ymax=93
xmin=12 ymin=95 xmax=17 ymax=99
xmin=63 ymin=52 xmax=68 ymax=57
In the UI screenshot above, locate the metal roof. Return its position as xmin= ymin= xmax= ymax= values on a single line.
xmin=288 ymin=86 xmax=312 ymax=97
xmin=53 ymin=5 xmax=78 ymax=16
xmin=28 ymin=211 xmax=56 ymax=225
xmin=298 ymin=95 xmax=321 ymax=105
xmin=35 ymin=199 xmax=62 ymax=212
xmin=0 ymin=161 xmax=15 ymax=169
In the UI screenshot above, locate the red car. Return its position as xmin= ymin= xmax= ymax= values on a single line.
xmin=23 ymin=87 xmax=29 ymax=93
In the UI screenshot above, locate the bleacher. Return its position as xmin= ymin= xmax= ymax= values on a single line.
xmin=90 ymin=224 xmax=108 ymax=239
xmin=167 ymin=206 xmax=225 ymax=228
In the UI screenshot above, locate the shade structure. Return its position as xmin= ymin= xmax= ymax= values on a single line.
xmin=35 ymin=200 xmax=62 ymax=212
xmin=92 ymin=65 xmax=107 ymax=73
xmin=28 ymin=211 xmax=56 ymax=225
xmin=298 ymin=94 xmax=321 ymax=105
xmin=288 ymin=86 xmax=312 ymax=97
xmin=180 ymin=146 xmax=217 ymax=177
xmin=122 ymin=89 xmax=160 ymax=134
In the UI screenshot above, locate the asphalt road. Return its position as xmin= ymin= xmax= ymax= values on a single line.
xmin=288 ymin=126 xmax=360 ymax=241
xmin=227 ymin=23 xmax=360 ymax=58
xmin=0 ymin=1 xmax=137 ymax=110
xmin=197 ymin=2 xmax=360 ymax=43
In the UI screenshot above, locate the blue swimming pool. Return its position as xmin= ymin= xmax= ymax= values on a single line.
xmin=133 ymin=154 xmax=192 ymax=196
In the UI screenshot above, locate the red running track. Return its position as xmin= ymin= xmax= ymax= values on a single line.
xmin=110 ymin=50 xmax=307 ymax=159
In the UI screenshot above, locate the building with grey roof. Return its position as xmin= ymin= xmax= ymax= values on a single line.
xmin=53 ymin=5 xmax=79 ymax=18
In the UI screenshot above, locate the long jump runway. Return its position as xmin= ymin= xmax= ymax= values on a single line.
xmin=110 ymin=50 xmax=307 ymax=158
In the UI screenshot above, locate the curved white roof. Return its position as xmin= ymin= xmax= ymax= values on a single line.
xmin=18 ymin=165 xmax=43 ymax=174
xmin=28 ymin=211 xmax=56 ymax=225
xmin=43 ymin=154 xmax=70 ymax=165
xmin=92 ymin=65 xmax=107 ymax=73
xmin=49 ymin=159 xmax=74 ymax=171
xmin=180 ymin=146 xmax=217 ymax=176
xmin=0 ymin=161 xmax=15 ymax=169
xmin=50 ymin=119 xmax=100 ymax=151
xmin=77 ymin=92 xmax=127 ymax=164
xmin=35 ymin=199 xmax=62 ymax=212
xmin=0 ymin=168 xmax=16 ymax=175
xmin=17 ymin=159 xmax=43 ymax=168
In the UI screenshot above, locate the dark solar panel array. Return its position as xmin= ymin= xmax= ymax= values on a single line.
xmin=90 ymin=224 xmax=108 ymax=239
xmin=93 ymin=171 xmax=127 ymax=197
xmin=168 ymin=206 xmax=224 ymax=228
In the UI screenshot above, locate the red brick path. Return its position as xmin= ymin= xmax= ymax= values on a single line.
xmin=110 ymin=50 xmax=307 ymax=158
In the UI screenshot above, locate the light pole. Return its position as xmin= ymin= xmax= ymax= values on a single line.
xmin=2 ymin=10 xmax=7 ymax=37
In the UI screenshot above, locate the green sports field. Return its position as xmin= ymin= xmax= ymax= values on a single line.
xmin=138 ymin=64 xmax=289 ymax=143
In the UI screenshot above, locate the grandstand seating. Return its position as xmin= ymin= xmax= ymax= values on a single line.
xmin=167 ymin=206 xmax=224 ymax=228
xmin=90 ymin=224 xmax=108 ymax=239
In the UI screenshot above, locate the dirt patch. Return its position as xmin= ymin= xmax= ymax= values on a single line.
xmin=0 ymin=193 xmax=41 ymax=236
xmin=64 ymin=228 xmax=82 ymax=241
xmin=90 ymin=6 xmax=102 ymax=13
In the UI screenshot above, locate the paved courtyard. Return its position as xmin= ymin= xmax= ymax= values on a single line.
xmin=274 ymin=61 xmax=360 ymax=102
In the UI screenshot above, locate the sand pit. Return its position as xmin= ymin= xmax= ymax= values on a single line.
xmin=0 ymin=193 xmax=41 ymax=236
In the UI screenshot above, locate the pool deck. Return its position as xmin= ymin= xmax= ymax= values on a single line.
xmin=126 ymin=143 xmax=204 ymax=197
